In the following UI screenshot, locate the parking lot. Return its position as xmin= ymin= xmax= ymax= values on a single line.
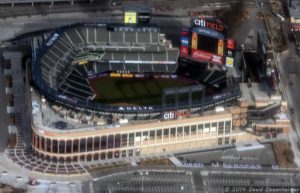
xmin=175 ymin=143 xmax=277 ymax=168
xmin=94 ymin=169 xmax=196 ymax=193
xmin=201 ymin=170 xmax=299 ymax=193
xmin=91 ymin=167 xmax=300 ymax=193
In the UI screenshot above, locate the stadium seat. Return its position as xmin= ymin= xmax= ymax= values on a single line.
xmin=64 ymin=87 xmax=90 ymax=100
xmin=41 ymin=56 xmax=55 ymax=68
xmin=124 ymin=32 xmax=137 ymax=44
xmin=77 ymin=27 xmax=88 ymax=44
xmin=65 ymin=79 xmax=93 ymax=95
xmin=167 ymin=49 xmax=179 ymax=61
xmin=110 ymin=31 xmax=124 ymax=44
xmin=95 ymin=62 xmax=110 ymax=74
xmin=64 ymin=29 xmax=84 ymax=45
xmin=46 ymin=50 xmax=60 ymax=62
xmin=96 ymin=28 xmax=109 ymax=43
xmin=36 ymin=25 xmax=181 ymax=104
xmin=75 ymin=65 xmax=87 ymax=77
xmin=68 ymin=73 xmax=88 ymax=86
xmin=111 ymin=62 xmax=125 ymax=72
xmin=139 ymin=53 xmax=152 ymax=61
xmin=139 ymin=64 xmax=153 ymax=73
xmin=55 ymin=39 xmax=70 ymax=53
xmin=137 ymin=32 xmax=150 ymax=44
xmin=117 ymin=47 xmax=131 ymax=53
xmin=153 ymin=64 xmax=168 ymax=73
xmin=58 ymin=33 xmax=73 ymax=48
xmin=86 ymin=27 xmax=94 ymax=44
xmin=124 ymin=52 xmax=138 ymax=61
xmin=153 ymin=53 xmax=167 ymax=61
xmin=150 ymin=32 xmax=159 ymax=44
xmin=124 ymin=63 xmax=139 ymax=72
xmin=51 ymin=45 xmax=65 ymax=56
xmin=113 ymin=52 xmax=125 ymax=61
xmin=167 ymin=64 xmax=177 ymax=73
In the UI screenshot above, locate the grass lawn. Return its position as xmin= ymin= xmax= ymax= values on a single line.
xmin=89 ymin=77 xmax=196 ymax=105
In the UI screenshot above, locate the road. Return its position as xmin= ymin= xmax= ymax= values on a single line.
xmin=0 ymin=0 xmax=258 ymax=43
xmin=0 ymin=12 xmax=192 ymax=42
xmin=0 ymin=0 xmax=240 ymax=18
xmin=0 ymin=1 xmax=110 ymax=18
xmin=275 ymin=18 xmax=300 ymax=166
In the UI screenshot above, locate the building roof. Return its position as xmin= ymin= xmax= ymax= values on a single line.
xmin=240 ymin=83 xmax=273 ymax=107
xmin=31 ymin=89 xmax=235 ymax=139
xmin=289 ymin=0 xmax=300 ymax=19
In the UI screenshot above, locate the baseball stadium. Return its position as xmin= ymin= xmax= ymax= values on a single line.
xmin=22 ymin=12 xmax=289 ymax=167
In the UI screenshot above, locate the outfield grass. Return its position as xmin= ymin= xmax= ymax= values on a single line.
xmin=89 ymin=77 xmax=196 ymax=105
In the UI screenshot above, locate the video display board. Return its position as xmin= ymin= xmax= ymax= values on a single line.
xmin=190 ymin=27 xmax=224 ymax=65
xmin=138 ymin=12 xmax=150 ymax=24
xmin=180 ymin=28 xmax=190 ymax=56
xmin=197 ymin=34 xmax=218 ymax=54
xmin=124 ymin=11 xmax=137 ymax=24
xmin=179 ymin=18 xmax=235 ymax=66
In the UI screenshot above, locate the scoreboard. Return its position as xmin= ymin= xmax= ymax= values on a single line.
xmin=180 ymin=17 xmax=235 ymax=68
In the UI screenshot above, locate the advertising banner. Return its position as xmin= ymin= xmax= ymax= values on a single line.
xmin=191 ymin=49 xmax=212 ymax=61
xmin=162 ymin=111 xmax=191 ymax=120
xmin=212 ymin=55 xmax=223 ymax=64
xmin=217 ymin=39 xmax=224 ymax=56
xmin=181 ymin=36 xmax=189 ymax=47
xmin=291 ymin=24 xmax=300 ymax=31
xmin=124 ymin=11 xmax=137 ymax=24
xmin=192 ymin=18 xmax=225 ymax=33
xmin=191 ymin=49 xmax=223 ymax=64
xmin=46 ymin=33 xmax=59 ymax=47
xmin=191 ymin=32 xmax=198 ymax=50
xmin=180 ymin=46 xmax=189 ymax=56
xmin=138 ymin=12 xmax=150 ymax=24
xmin=226 ymin=39 xmax=235 ymax=50
xmin=192 ymin=27 xmax=224 ymax=39
xmin=226 ymin=57 xmax=234 ymax=68
xmin=181 ymin=28 xmax=190 ymax=36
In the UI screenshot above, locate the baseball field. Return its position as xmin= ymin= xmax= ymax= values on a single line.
xmin=89 ymin=76 xmax=197 ymax=105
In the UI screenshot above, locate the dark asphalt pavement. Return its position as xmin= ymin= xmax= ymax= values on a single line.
xmin=0 ymin=50 xmax=9 ymax=152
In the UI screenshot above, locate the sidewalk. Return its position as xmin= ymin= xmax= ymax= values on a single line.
xmin=289 ymin=128 xmax=300 ymax=166
xmin=169 ymin=156 xmax=183 ymax=167
xmin=0 ymin=152 xmax=87 ymax=193
xmin=0 ymin=153 xmax=92 ymax=182
xmin=275 ymin=51 xmax=300 ymax=167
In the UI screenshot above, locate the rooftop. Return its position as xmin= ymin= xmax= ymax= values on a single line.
xmin=289 ymin=0 xmax=300 ymax=19
xmin=240 ymin=83 xmax=275 ymax=107
xmin=31 ymin=88 xmax=235 ymax=138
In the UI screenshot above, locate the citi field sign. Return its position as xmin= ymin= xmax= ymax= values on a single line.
xmin=192 ymin=18 xmax=225 ymax=33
